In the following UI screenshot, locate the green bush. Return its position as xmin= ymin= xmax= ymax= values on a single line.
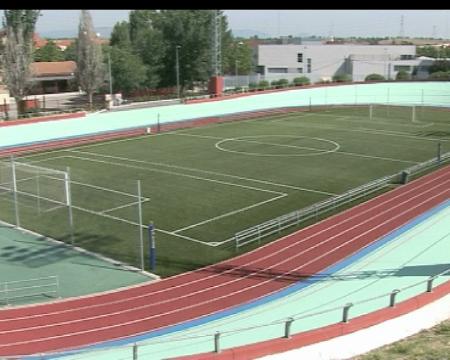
xmin=270 ymin=79 xmax=280 ymax=87
xmin=365 ymin=73 xmax=385 ymax=81
xmin=332 ymin=74 xmax=352 ymax=82
xmin=429 ymin=71 xmax=450 ymax=80
xmin=249 ymin=82 xmax=258 ymax=88
xmin=278 ymin=78 xmax=289 ymax=87
xmin=293 ymin=76 xmax=310 ymax=86
xmin=258 ymin=80 xmax=269 ymax=89
xmin=396 ymin=70 xmax=411 ymax=80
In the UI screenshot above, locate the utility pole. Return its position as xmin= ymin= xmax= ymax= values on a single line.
xmin=211 ymin=10 xmax=222 ymax=76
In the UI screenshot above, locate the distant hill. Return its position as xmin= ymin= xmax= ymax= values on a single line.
xmin=40 ymin=26 xmax=113 ymax=39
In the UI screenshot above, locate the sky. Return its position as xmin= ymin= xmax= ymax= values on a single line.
xmin=25 ymin=10 xmax=450 ymax=39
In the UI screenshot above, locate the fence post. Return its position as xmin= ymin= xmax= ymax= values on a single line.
xmin=342 ymin=302 xmax=353 ymax=323
xmin=389 ymin=289 xmax=400 ymax=307
xmin=133 ymin=343 xmax=138 ymax=359
xmin=427 ymin=276 xmax=435 ymax=292
xmin=10 ymin=155 xmax=20 ymax=228
xmin=214 ymin=331 xmax=221 ymax=353
xmin=284 ymin=317 xmax=294 ymax=338
xmin=137 ymin=180 xmax=144 ymax=270
xmin=5 ymin=282 xmax=9 ymax=305
xmin=66 ymin=167 xmax=74 ymax=245
xmin=437 ymin=141 xmax=442 ymax=163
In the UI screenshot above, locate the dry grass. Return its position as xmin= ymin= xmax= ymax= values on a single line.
xmin=355 ymin=318 xmax=450 ymax=360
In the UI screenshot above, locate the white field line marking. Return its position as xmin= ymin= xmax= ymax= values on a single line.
xmin=318 ymin=113 xmax=435 ymax=128
xmin=214 ymin=136 xmax=340 ymax=157
xmin=176 ymin=132 xmax=418 ymax=164
xmin=156 ymin=228 xmax=214 ymax=244
xmin=0 ymin=183 xmax=447 ymax=348
xmin=173 ymin=193 xmax=287 ymax=234
xmin=63 ymin=155 xmax=289 ymax=236
xmin=22 ymin=143 xmax=335 ymax=196
xmin=277 ymin=119 xmax=446 ymax=142
xmin=0 ymin=169 xmax=447 ymax=328
xmin=100 ymin=199 xmax=150 ymax=215
xmin=64 ymin=153 xmax=286 ymax=197
xmin=69 ymin=148 xmax=337 ymax=196
xmin=70 ymin=202 xmax=210 ymax=246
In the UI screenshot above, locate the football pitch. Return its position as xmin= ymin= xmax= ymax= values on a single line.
xmin=1 ymin=105 xmax=449 ymax=277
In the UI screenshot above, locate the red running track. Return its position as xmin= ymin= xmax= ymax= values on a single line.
xmin=0 ymin=165 xmax=449 ymax=356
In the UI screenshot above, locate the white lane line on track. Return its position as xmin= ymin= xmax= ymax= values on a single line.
xmin=0 ymin=170 xmax=447 ymax=346
xmin=1 ymin=167 xmax=448 ymax=326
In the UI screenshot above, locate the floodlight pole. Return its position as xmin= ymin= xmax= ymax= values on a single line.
xmin=175 ymin=45 xmax=181 ymax=99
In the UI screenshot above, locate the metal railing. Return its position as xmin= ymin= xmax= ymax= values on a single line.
xmin=36 ymin=267 xmax=450 ymax=359
xmin=235 ymin=151 xmax=450 ymax=250
xmin=0 ymin=275 xmax=60 ymax=306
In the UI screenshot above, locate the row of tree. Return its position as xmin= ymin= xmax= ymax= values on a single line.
xmin=106 ymin=10 xmax=252 ymax=94
xmin=0 ymin=10 xmax=255 ymax=114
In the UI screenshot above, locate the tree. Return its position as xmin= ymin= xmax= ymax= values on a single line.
xmin=2 ymin=10 xmax=40 ymax=115
xmin=107 ymin=45 xmax=147 ymax=94
xmin=34 ymin=40 xmax=64 ymax=62
xmin=76 ymin=10 xmax=105 ymax=108
xmin=63 ymin=41 xmax=77 ymax=61
xmin=110 ymin=21 xmax=131 ymax=48
xmin=223 ymin=39 xmax=253 ymax=75
xmin=429 ymin=60 xmax=450 ymax=74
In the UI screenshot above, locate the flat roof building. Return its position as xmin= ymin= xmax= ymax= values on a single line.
xmin=257 ymin=44 xmax=431 ymax=82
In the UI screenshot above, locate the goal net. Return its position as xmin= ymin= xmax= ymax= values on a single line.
xmin=0 ymin=158 xmax=70 ymax=217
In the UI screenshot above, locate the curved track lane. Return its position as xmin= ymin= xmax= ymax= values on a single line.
xmin=0 ymin=165 xmax=449 ymax=356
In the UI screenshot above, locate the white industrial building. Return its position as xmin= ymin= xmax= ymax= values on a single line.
xmin=256 ymin=44 xmax=432 ymax=83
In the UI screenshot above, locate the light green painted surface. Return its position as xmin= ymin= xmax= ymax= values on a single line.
xmin=56 ymin=201 xmax=450 ymax=359
xmin=0 ymin=225 xmax=152 ymax=306
xmin=1 ymin=82 xmax=449 ymax=149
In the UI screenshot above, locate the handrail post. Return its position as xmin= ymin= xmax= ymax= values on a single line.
xmin=214 ymin=331 xmax=221 ymax=353
xmin=389 ymin=289 xmax=400 ymax=307
xmin=284 ymin=317 xmax=294 ymax=338
xmin=342 ymin=302 xmax=353 ymax=323
xmin=427 ymin=276 xmax=435 ymax=292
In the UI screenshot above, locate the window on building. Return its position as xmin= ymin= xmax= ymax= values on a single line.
xmin=268 ymin=67 xmax=288 ymax=73
xmin=400 ymin=54 xmax=414 ymax=60
xmin=394 ymin=65 xmax=411 ymax=72
xmin=297 ymin=53 xmax=303 ymax=62
xmin=307 ymin=58 xmax=311 ymax=73
xmin=297 ymin=68 xmax=303 ymax=73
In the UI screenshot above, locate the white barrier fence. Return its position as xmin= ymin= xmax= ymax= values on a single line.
xmin=235 ymin=150 xmax=450 ymax=250
xmin=0 ymin=275 xmax=60 ymax=306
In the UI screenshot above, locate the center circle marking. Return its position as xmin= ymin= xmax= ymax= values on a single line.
xmin=214 ymin=135 xmax=340 ymax=157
